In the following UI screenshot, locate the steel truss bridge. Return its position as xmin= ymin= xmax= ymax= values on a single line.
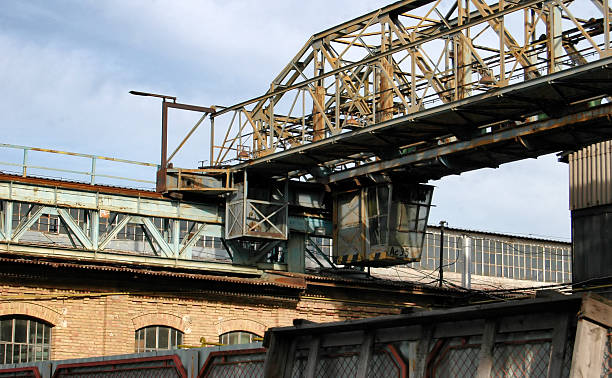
xmin=2 ymin=0 xmax=612 ymax=272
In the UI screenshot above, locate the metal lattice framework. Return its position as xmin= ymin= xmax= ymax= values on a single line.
xmin=210 ymin=0 xmax=611 ymax=176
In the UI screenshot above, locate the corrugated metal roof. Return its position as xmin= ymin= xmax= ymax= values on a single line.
xmin=0 ymin=256 xmax=306 ymax=289
xmin=0 ymin=254 xmax=470 ymax=297
xmin=0 ymin=172 xmax=162 ymax=199
xmin=425 ymin=225 xmax=571 ymax=244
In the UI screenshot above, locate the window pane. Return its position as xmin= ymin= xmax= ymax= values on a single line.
xmin=43 ymin=325 xmax=50 ymax=345
xmin=228 ymin=332 xmax=239 ymax=345
xmin=1 ymin=320 xmax=12 ymax=342
xmin=14 ymin=319 xmax=27 ymax=343
xmin=158 ymin=327 xmax=169 ymax=349
xmin=6 ymin=344 xmax=13 ymax=364
xmin=145 ymin=327 xmax=156 ymax=349
xmin=12 ymin=343 xmax=19 ymax=364
xmin=135 ymin=330 xmax=143 ymax=352
xmin=36 ymin=323 xmax=43 ymax=344
xmin=29 ymin=321 xmax=36 ymax=344
xmin=239 ymin=332 xmax=251 ymax=344
xmin=176 ymin=332 xmax=183 ymax=347
xmin=0 ymin=344 xmax=5 ymax=364
xmin=19 ymin=344 xmax=27 ymax=363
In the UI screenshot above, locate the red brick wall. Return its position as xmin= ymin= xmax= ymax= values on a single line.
xmin=0 ymin=283 xmax=399 ymax=360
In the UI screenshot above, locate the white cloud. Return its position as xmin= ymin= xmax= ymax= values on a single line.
xmin=429 ymin=154 xmax=570 ymax=239
xmin=0 ymin=0 xmax=576 ymax=237
xmin=0 ymin=33 xmax=159 ymax=161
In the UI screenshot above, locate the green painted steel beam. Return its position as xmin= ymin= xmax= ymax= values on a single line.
xmin=0 ymin=181 xmax=222 ymax=224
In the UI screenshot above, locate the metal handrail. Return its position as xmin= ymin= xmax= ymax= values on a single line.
xmin=0 ymin=143 xmax=158 ymax=186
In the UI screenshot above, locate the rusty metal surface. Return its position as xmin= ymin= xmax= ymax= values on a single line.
xmin=0 ymin=172 xmax=163 ymax=199
xmin=229 ymin=59 xmax=612 ymax=182
xmin=327 ymin=102 xmax=612 ymax=183
xmin=0 ymin=255 xmax=306 ymax=289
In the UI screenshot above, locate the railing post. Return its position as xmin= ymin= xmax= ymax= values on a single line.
xmin=22 ymin=149 xmax=28 ymax=177
xmin=90 ymin=157 xmax=97 ymax=185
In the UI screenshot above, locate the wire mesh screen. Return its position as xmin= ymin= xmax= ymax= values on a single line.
xmin=0 ymin=367 xmax=40 ymax=378
xmin=290 ymin=344 xmax=404 ymax=378
xmin=367 ymin=346 xmax=403 ymax=378
xmin=562 ymin=337 xmax=574 ymax=378
xmin=53 ymin=356 xmax=187 ymax=378
xmin=491 ymin=341 xmax=551 ymax=378
xmin=291 ymin=350 xmax=308 ymax=378
xmin=199 ymin=350 xmax=265 ymax=378
xmin=432 ymin=344 xmax=479 ymax=377
xmin=602 ymin=328 xmax=612 ymax=378
xmin=314 ymin=348 xmax=359 ymax=378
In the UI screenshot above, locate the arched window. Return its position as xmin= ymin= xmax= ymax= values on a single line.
xmin=135 ymin=326 xmax=183 ymax=352
xmin=219 ymin=331 xmax=260 ymax=345
xmin=0 ymin=316 xmax=51 ymax=364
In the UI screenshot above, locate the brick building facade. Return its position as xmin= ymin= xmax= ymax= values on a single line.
xmin=0 ymin=255 xmax=464 ymax=361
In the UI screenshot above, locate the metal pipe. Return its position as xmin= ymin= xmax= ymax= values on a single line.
xmin=438 ymin=220 xmax=447 ymax=287
xmin=210 ymin=116 xmax=215 ymax=166
xmin=462 ymin=235 xmax=472 ymax=289
xmin=161 ymin=100 xmax=168 ymax=168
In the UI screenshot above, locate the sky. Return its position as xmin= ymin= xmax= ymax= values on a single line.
xmin=0 ymin=0 xmax=571 ymax=241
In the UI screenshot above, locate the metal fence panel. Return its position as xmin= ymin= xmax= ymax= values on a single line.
xmin=492 ymin=341 xmax=551 ymax=378
xmin=314 ymin=346 xmax=359 ymax=378
xmin=367 ymin=346 xmax=405 ymax=378
xmin=430 ymin=340 xmax=479 ymax=378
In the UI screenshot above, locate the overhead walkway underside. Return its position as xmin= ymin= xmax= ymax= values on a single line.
xmin=233 ymin=58 xmax=612 ymax=183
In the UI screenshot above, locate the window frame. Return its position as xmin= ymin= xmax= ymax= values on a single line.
xmin=135 ymin=325 xmax=183 ymax=353
xmin=0 ymin=316 xmax=52 ymax=364
xmin=219 ymin=331 xmax=260 ymax=345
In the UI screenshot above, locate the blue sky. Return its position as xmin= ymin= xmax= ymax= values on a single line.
xmin=0 ymin=0 xmax=571 ymax=240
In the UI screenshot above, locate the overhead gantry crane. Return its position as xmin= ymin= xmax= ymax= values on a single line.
xmin=147 ymin=0 xmax=612 ymax=269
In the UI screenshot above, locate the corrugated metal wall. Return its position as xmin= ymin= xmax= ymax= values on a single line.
xmin=569 ymin=141 xmax=612 ymax=210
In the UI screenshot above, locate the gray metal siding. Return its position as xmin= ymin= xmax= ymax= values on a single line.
xmin=571 ymin=204 xmax=612 ymax=283
xmin=569 ymin=141 xmax=612 ymax=210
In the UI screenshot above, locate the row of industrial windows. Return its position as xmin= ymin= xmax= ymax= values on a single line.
xmin=309 ymin=230 xmax=571 ymax=284
xmin=0 ymin=315 xmax=259 ymax=365
xmin=411 ymin=232 xmax=572 ymax=283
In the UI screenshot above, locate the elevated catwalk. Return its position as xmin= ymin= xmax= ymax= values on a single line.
xmin=233 ymin=58 xmax=612 ymax=183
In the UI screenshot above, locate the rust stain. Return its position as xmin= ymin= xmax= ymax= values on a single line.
xmin=0 ymin=173 xmax=164 ymax=199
